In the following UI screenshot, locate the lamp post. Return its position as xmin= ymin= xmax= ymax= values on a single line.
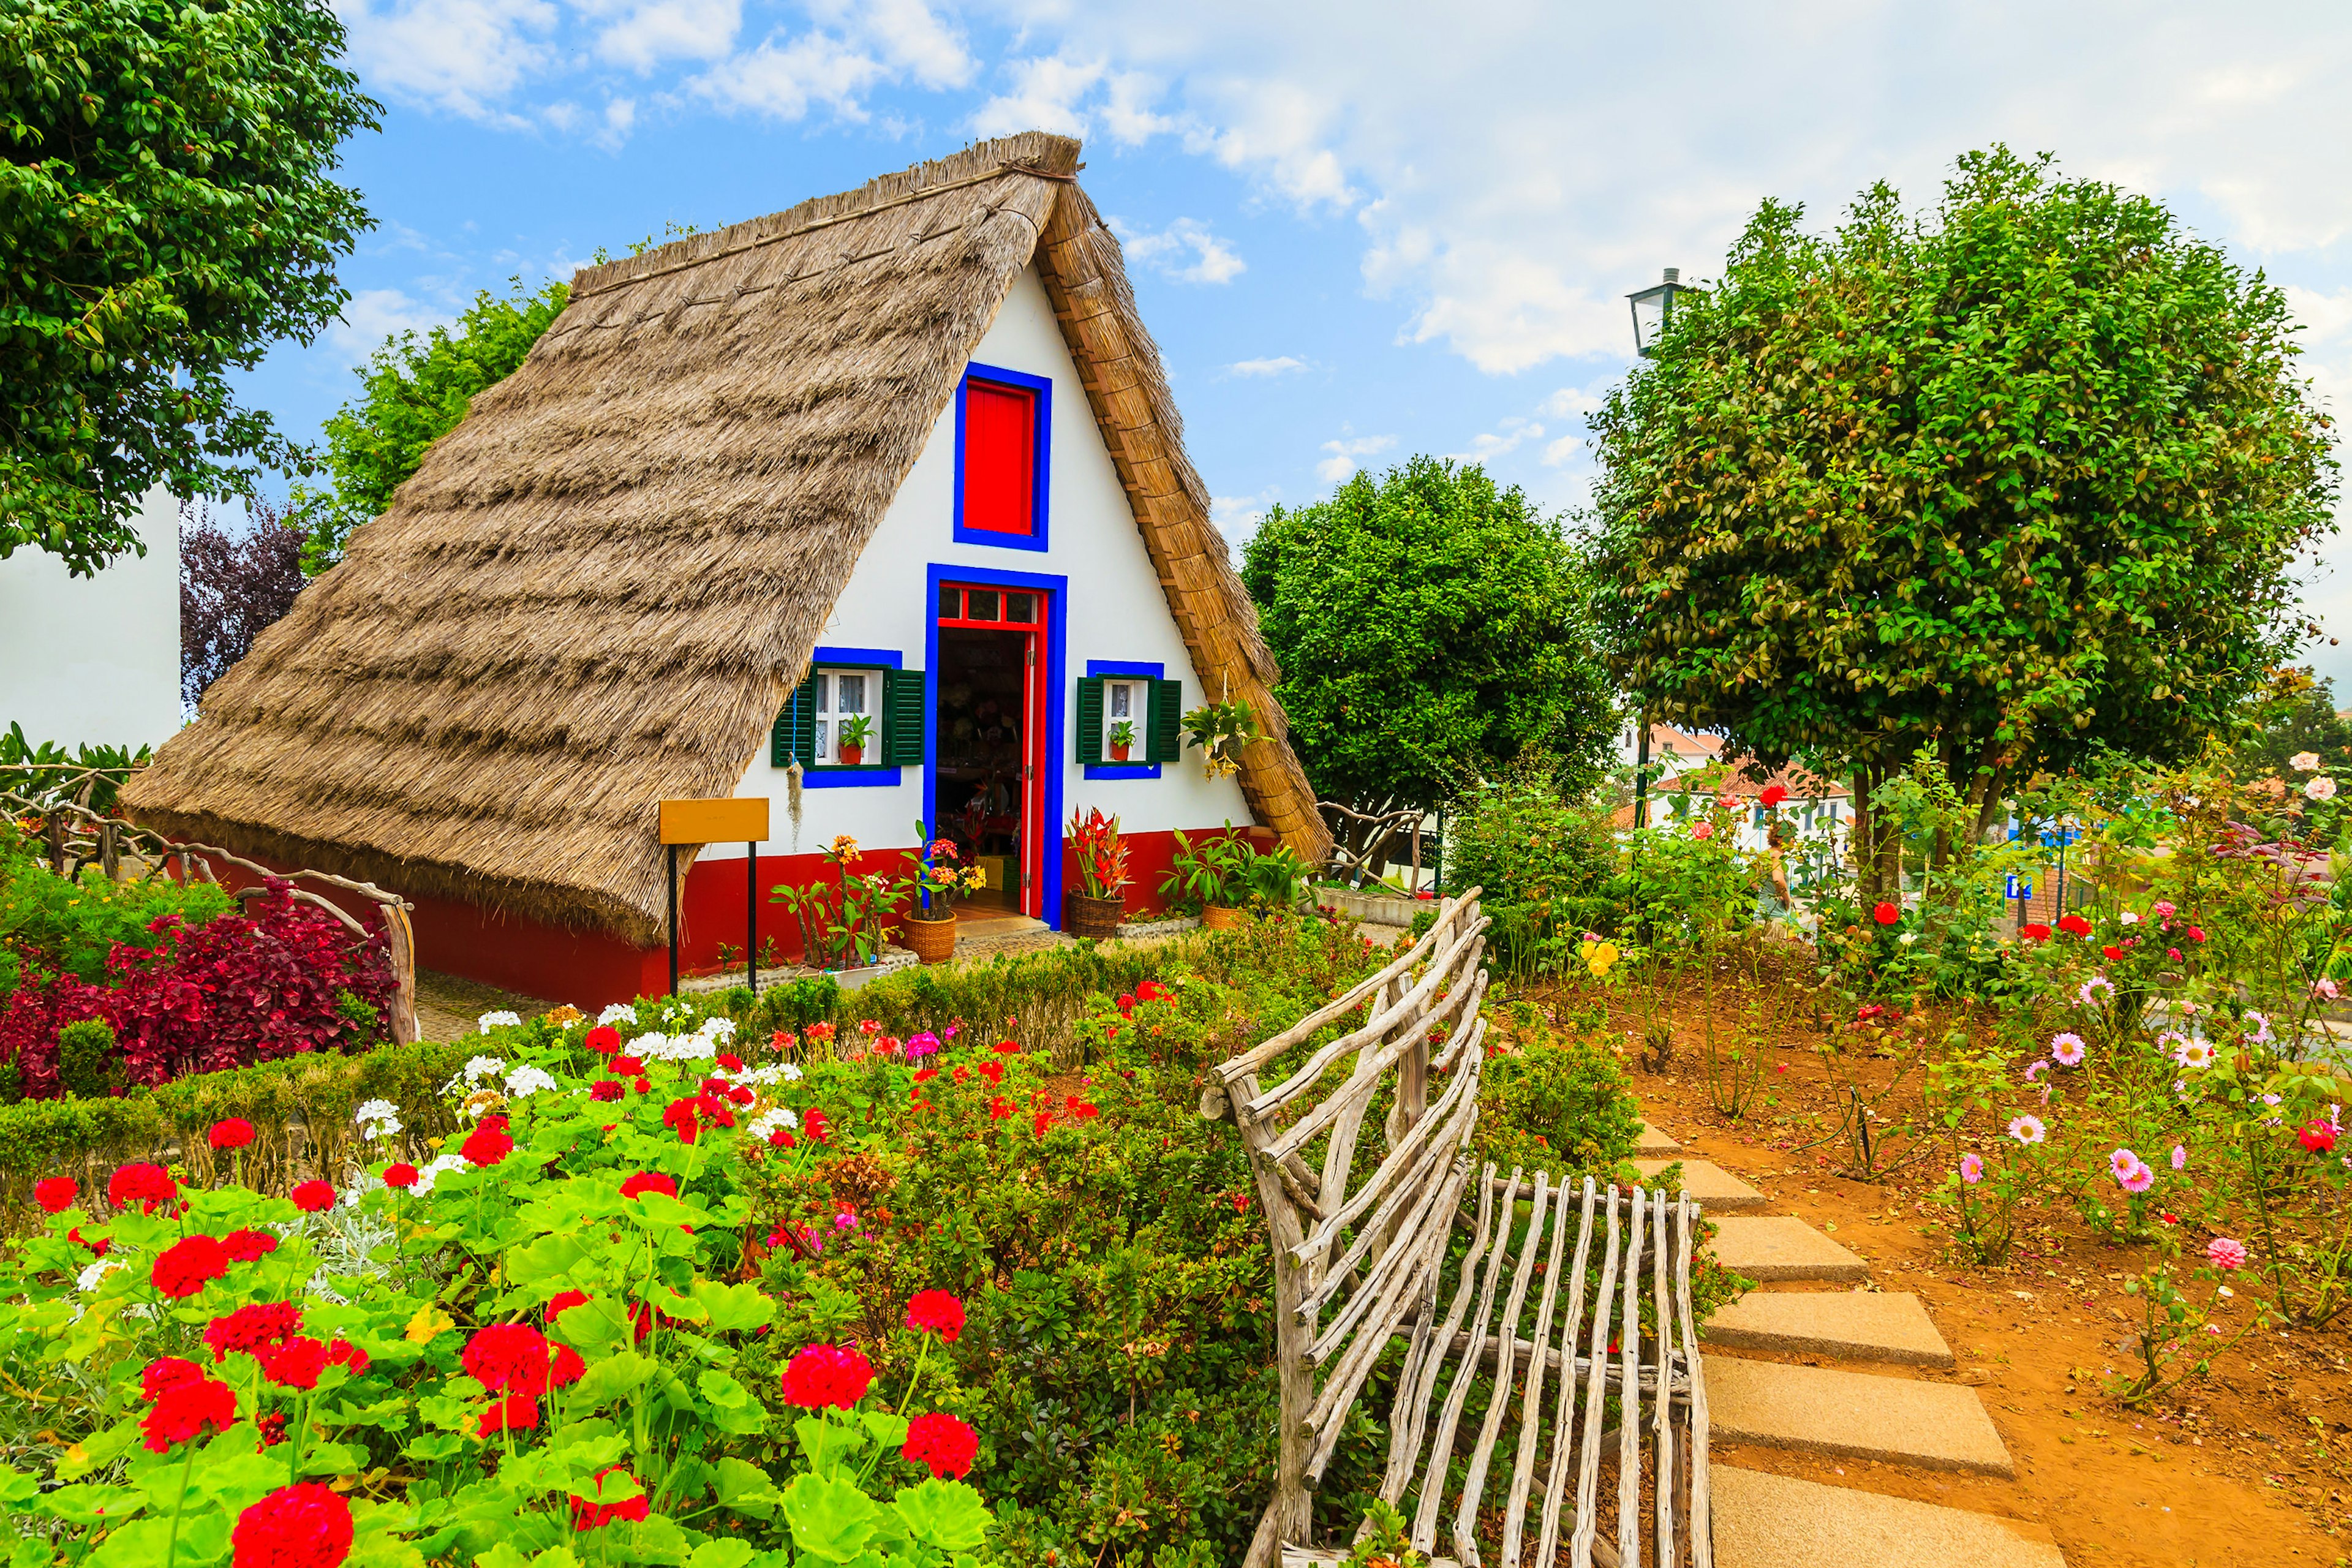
xmin=1627 ymin=266 xmax=1687 ymax=359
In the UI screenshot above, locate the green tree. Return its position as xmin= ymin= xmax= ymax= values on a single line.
xmin=0 ymin=0 xmax=376 ymax=575
xmin=1240 ymin=456 xmax=1619 ymax=841
xmin=1585 ymin=147 xmax=2338 ymax=894
xmin=291 ymin=276 xmax=568 ymax=570
xmin=2233 ymin=668 xmax=2352 ymax=782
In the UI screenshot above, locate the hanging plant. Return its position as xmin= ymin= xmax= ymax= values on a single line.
xmin=1181 ymin=699 xmax=1260 ymax=780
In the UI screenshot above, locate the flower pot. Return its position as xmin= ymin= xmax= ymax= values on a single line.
xmin=837 ymin=742 xmax=864 ymax=767
xmin=1065 ymin=891 xmax=1125 ymax=940
xmin=903 ymin=911 xmax=956 ymax=964
xmin=1110 ymin=742 xmax=1132 ymax=762
xmin=1201 ymin=903 xmax=1246 ymax=931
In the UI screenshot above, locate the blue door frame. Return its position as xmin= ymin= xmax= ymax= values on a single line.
xmin=925 ymin=562 xmax=1069 ymax=930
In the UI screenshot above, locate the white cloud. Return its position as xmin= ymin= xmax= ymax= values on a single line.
xmin=1229 ymin=356 xmax=1308 ymax=377
xmin=1450 ymin=415 xmax=1544 ymax=464
xmin=577 ymin=0 xmax=740 ymax=71
xmin=690 ymin=29 xmax=884 ymax=121
xmin=328 ymin=288 xmax=453 ymax=363
xmin=1540 ymin=434 xmax=1583 ymax=468
xmin=970 ymin=53 xmax=1103 ymax=138
xmin=1110 ymin=216 xmax=1245 ymax=284
xmin=1316 ymin=431 xmax=1393 ymax=486
xmin=336 ymin=0 xmax=557 ymax=120
xmin=1212 ymin=489 xmax=1280 ymax=537
xmin=824 ymin=0 xmax=972 ymax=88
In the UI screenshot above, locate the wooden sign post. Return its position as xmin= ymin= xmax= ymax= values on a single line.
xmin=658 ymin=797 xmax=772 ymax=997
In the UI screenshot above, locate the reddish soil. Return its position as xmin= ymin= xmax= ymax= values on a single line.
xmin=1525 ymin=967 xmax=2352 ymax=1568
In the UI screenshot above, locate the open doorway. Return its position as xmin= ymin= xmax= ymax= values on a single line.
xmin=933 ymin=582 xmax=1047 ymax=917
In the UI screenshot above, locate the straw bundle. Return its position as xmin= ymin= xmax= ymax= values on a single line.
xmin=123 ymin=132 xmax=1330 ymax=944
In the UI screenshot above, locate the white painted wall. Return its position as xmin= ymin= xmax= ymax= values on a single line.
xmin=0 ymin=486 xmax=181 ymax=749
xmin=713 ymin=263 xmax=1251 ymax=861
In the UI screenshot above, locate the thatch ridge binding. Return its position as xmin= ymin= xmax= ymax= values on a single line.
xmin=123 ymin=131 xmax=1330 ymax=945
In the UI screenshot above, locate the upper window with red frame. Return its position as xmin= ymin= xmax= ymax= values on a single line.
xmin=953 ymin=363 xmax=1051 ymax=552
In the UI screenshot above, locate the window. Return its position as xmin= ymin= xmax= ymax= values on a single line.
xmin=954 ymin=364 xmax=1052 ymax=551
xmin=812 ymin=668 xmax=876 ymax=764
xmin=772 ymin=650 xmax=924 ymax=784
xmin=1075 ymin=665 xmax=1180 ymax=773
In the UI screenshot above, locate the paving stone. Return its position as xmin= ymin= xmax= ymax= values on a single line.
xmin=1703 ymin=1354 xmax=2013 ymax=1476
xmin=1634 ymin=1120 xmax=1681 ymax=1156
xmin=1633 ymin=1158 xmax=1768 ymax=1213
xmin=1706 ymin=1215 xmax=1869 ymax=1282
xmin=1711 ymin=1465 xmax=2064 ymax=1568
xmin=1703 ymin=1289 xmax=1954 ymax=1367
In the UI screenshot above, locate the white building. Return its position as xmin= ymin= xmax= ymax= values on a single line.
xmin=0 ymin=487 xmax=180 ymax=750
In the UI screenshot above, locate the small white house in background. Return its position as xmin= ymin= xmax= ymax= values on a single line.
xmin=1616 ymin=721 xmax=1724 ymax=780
xmin=0 ymin=486 xmax=180 ymax=749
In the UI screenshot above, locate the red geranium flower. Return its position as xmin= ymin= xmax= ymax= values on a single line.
xmin=989 ymin=1096 xmax=1012 ymax=1121
xmin=2187 ymin=925 xmax=2206 ymax=943
xmin=611 ymin=1054 xmax=645 ymax=1076
xmin=477 ymin=1395 xmax=538 ymax=1437
xmin=905 ymin=1289 xmax=965 ymax=1343
xmin=209 ymin=1118 xmax=256 ymax=1151
xmin=326 ymin=1338 xmax=370 ymax=1376
xmin=2101 ymin=944 xmax=2125 ymax=961
xmin=634 ymin=1077 xmax=652 ymax=1095
xmin=1759 ymin=783 xmax=1790 ymax=809
xmin=1871 ymin=902 xmax=1899 ymax=925
xmin=68 ymin=1226 xmax=107 ymax=1256
xmin=661 ymin=1097 xmax=700 ymax=1145
xmin=913 ymin=1067 xmax=938 ymax=1084
xmin=152 ymin=1235 xmax=232 ymax=1300
xmin=551 ymin=1344 xmax=587 ymax=1387
xmin=779 ymin=1343 xmax=873 ymax=1409
xmin=569 ymin=1465 xmax=650 ymax=1532
xmin=804 ymin=1109 xmax=831 ymax=1144
xmin=232 ymin=1482 xmax=352 ymax=1568
xmin=222 ymin=1229 xmax=280 ymax=1262
xmin=990 ymin=1039 xmax=1019 ymax=1055
xmin=260 ymin=1336 xmax=329 ymax=1391
xmin=585 ymin=1025 xmax=622 ymax=1055
xmin=978 ymin=1061 xmax=1005 ymax=1085
xmin=107 ymin=1163 xmax=178 ymax=1213
xmin=2020 ymin=923 xmax=2052 ymax=942
xmin=716 ymin=1053 xmax=744 ymax=1072
xmin=619 ymin=1171 xmax=676 ymax=1201
xmin=462 ymin=1322 xmax=551 ymax=1395
xmin=767 ymin=1128 xmax=796 ymax=1149
xmin=142 ymin=1357 xmax=205 ymax=1401
xmin=2058 ymin=912 xmax=2094 ymax=937
xmin=206 ymin=1301 xmax=303 ymax=1363
xmin=1136 ymin=980 xmax=1170 ymax=1002
xmin=461 ymin=1123 xmax=514 ymax=1167
xmin=2301 ymin=1120 xmax=2340 ymax=1155
xmin=256 ymin=1411 xmax=288 ymax=1449
xmin=382 ymin=1163 xmax=420 ymax=1189
xmin=590 ymin=1079 xmax=624 ymax=1102
xmin=546 ymin=1289 xmax=589 ymax=1324
xmin=34 ymin=1177 xmax=77 ymax=1213
xmin=290 ymin=1180 xmax=336 ymax=1213
xmin=902 ymin=1412 xmax=979 ymax=1479
xmin=142 ymin=1376 xmax=236 ymax=1451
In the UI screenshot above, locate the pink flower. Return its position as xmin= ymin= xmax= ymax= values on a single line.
xmin=2171 ymin=1144 xmax=2187 ymax=1171
xmin=2007 ymin=1115 xmax=2045 ymax=1145
xmin=1959 ymin=1153 xmax=1984 ymax=1185
xmin=2152 ymin=900 xmax=2176 ymax=919
xmin=1691 ymin=821 xmax=1715 ymax=841
xmin=2206 ymin=1237 xmax=2247 ymax=1271
xmin=2315 ymin=978 xmax=2342 ymax=1001
xmin=2107 ymin=1147 xmax=2142 ymax=1182
xmin=2048 ymin=1032 xmax=2086 ymax=1066
xmin=2119 ymin=1159 xmax=2154 ymax=1194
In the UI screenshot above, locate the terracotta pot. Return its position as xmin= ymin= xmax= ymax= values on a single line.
xmin=1065 ymin=891 xmax=1125 ymax=940
xmin=902 ymin=911 xmax=956 ymax=964
xmin=1110 ymin=742 xmax=1132 ymax=762
xmin=1201 ymin=903 xmax=1246 ymax=931
xmin=837 ymin=742 xmax=864 ymax=767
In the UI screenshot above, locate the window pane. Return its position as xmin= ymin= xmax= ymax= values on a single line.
xmin=1006 ymin=592 xmax=1035 ymax=623
xmin=968 ymin=589 xmax=1000 ymax=621
xmin=1109 ymin=682 xmax=1132 ymax=718
xmin=816 ymin=720 xmax=831 ymax=760
xmin=938 ymin=585 xmax=961 ymax=619
xmin=838 ymin=673 xmax=867 ymax=713
xmin=816 ymin=676 xmax=829 ymax=714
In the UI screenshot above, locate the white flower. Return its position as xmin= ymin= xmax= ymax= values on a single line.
xmin=77 ymin=1258 xmax=123 ymax=1294
xmin=698 ymin=1016 xmax=737 ymax=1042
xmin=1898 ymin=932 xmax=1917 ymax=946
xmin=353 ymin=1098 xmax=402 ymax=1140
xmin=464 ymin=1055 xmax=506 ymax=1082
xmin=410 ymin=1152 xmax=470 ymax=1195
xmin=750 ymin=1107 xmax=799 ymax=1139
xmin=505 ymin=1065 xmax=559 ymax=1099
xmin=2119 ymin=911 xmax=2139 ymax=925
xmin=2291 ymin=752 xmax=2322 ymax=774
xmin=780 ymin=1063 xmax=804 ymax=1082
xmin=478 ymin=1010 xmax=522 ymax=1033
xmin=2307 ymin=775 xmax=2339 ymax=802
xmin=597 ymin=1002 xmax=638 ymax=1027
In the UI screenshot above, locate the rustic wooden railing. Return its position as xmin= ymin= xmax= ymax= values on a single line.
xmin=2 ymin=766 xmax=419 ymax=1045
xmin=1206 ymin=889 xmax=1710 ymax=1568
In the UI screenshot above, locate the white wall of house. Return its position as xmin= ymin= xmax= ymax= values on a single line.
xmin=710 ymin=263 xmax=1251 ymax=861
xmin=0 ymin=486 xmax=181 ymax=749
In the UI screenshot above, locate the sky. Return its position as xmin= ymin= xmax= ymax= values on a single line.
xmin=242 ymin=0 xmax=2352 ymax=681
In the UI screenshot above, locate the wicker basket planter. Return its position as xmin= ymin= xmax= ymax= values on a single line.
xmin=1065 ymin=891 xmax=1125 ymax=940
xmin=1201 ymin=903 xmax=1246 ymax=931
xmin=902 ymin=912 xmax=957 ymax=965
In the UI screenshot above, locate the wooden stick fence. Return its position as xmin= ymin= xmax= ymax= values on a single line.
xmin=1208 ymin=888 xmax=1710 ymax=1568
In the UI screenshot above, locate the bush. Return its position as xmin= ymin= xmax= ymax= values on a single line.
xmin=1472 ymin=1010 xmax=1645 ymax=1178
xmin=0 ymin=825 xmax=236 ymax=993
xmin=1444 ymin=774 xmax=1620 ymax=973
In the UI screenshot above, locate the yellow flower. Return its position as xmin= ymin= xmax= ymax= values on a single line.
xmin=405 ymin=1305 xmax=454 ymax=1344
xmin=1578 ymin=940 xmax=1619 ymax=978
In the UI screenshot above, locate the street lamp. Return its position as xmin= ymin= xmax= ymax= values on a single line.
xmin=1627 ymin=266 xmax=1686 ymax=358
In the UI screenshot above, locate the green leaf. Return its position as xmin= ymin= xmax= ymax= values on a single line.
xmin=571 ymin=1351 xmax=662 ymax=1408
xmin=781 ymin=1474 xmax=880 ymax=1563
xmin=712 ymin=1457 xmax=783 ymax=1520
xmin=690 ymin=1280 xmax=775 ymax=1333
xmin=859 ymin=1411 xmax=910 ymax=1451
xmin=0 ymin=1471 xmax=37 ymax=1507
xmin=505 ymin=1234 xmax=589 ymax=1287
xmin=697 ymin=1370 xmax=766 ymax=1434
xmin=793 ymin=1414 xmax=866 ymax=1471
xmin=685 ymin=1544 xmax=756 ymax=1568
xmin=891 ymin=1479 xmax=991 ymax=1553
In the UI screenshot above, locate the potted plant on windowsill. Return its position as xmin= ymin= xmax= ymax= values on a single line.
xmin=1108 ymin=718 xmax=1136 ymax=763
xmin=1065 ymin=807 xmax=1129 ymax=939
xmin=902 ymin=821 xmax=984 ymax=964
xmin=837 ymin=712 xmax=873 ymax=767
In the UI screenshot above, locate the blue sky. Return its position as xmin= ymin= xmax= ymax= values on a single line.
xmin=245 ymin=0 xmax=2352 ymax=679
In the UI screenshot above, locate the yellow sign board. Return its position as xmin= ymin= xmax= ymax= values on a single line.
xmin=658 ymin=797 xmax=771 ymax=846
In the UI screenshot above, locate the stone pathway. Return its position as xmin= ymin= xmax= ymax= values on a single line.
xmin=1638 ymin=1118 xmax=2070 ymax=1567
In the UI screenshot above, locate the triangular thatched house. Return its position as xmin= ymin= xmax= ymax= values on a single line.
xmin=123 ymin=132 xmax=1330 ymax=1005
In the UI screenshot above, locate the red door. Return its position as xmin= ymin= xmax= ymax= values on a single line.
xmin=937 ymin=583 xmax=1050 ymax=918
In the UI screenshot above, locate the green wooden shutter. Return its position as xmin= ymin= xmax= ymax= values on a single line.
xmin=1145 ymin=677 xmax=1182 ymax=764
xmin=772 ymin=673 xmax=818 ymax=767
xmin=1074 ymin=676 xmax=1104 ymax=765
xmin=881 ymin=668 xmax=926 ymax=766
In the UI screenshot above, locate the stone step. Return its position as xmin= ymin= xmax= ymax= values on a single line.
xmin=1703 ymin=1354 xmax=2014 ymax=1477
xmin=1633 ymin=1158 xmax=1768 ymax=1213
xmin=1703 ymin=1289 xmax=1954 ymax=1368
xmin=1711 ymin=1466 xmax=2065 ymax=1568
xmin=1705 ymin=1215 xmax=1869 ymax=1283
xmin=1634 ymin=1120 xmax=1681 ymax=1156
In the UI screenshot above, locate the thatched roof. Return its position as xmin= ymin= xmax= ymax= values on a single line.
xmin=124 ymin=132 xmax=1330 ymax=944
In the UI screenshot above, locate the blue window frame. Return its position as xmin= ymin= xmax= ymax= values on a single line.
xmin=951 ymin=362 xmax=1052 ymax=552
xmin=1084 ymin=659 xmax=1163 ymax=780
xmin=800 ymin=646 xmax=904 ymax=790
